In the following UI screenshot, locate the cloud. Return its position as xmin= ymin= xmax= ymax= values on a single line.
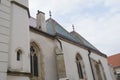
xmin=71 ymin=11 xmax=120 ymax=55
xmin=29 ymin=0 xmax=83 ymax=18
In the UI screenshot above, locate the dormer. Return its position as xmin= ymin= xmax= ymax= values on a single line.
xmin=36 ymin=10 xmax=46 ymax=32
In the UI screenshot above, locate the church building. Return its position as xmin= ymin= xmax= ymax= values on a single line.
xmin=0 ymin=0 xmax=113 ymax=80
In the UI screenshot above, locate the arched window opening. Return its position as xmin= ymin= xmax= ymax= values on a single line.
xmin=17 ymin=49 xmax=22 ymax=61
xmin=30 ymin=46 xmax=38 ymax=76
xmin=99 ymin=61 xmax=107 ymax=80
xmin=95 ymin=63 xmax=102 ymax=80
xmin=91 ymin=60 xmax=105 ymax=80
xmin=76 ymin=54 xmax=84 ymax=79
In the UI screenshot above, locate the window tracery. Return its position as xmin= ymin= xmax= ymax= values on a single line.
xmin=30 ymin=46 xmax=38 ymax=76
xmin=76 ymin=54 xmax=84 ymax=79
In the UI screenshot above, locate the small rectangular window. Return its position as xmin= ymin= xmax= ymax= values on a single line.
xmin=17 ymin=52 xmax=20 ymax=61
xmin=17 ymin=50 xmax=22 ymax=61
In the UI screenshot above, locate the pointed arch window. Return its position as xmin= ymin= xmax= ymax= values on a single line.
xmin=95 ymin=63 xmax=102 ymax=80
xmin=91 ymin=59 xmax=107 ymax=80
xmin=98 ymin=61 xmax=107 ymax=80
xmin=76 ymin=54 xmax=84 ymax=79
xmin=30 ymin=46 xmax=38 ymax=76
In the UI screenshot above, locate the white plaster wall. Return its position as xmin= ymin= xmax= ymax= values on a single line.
xmin=30 ymin=32 xmax=57 ymax=80
xmin=90 ymin=52 xmax=113 ymax=80
xmin=10 ymin=0 xmax=28 ymax=7
xmin=61 ymin=40 xmax=94 ymax=80
xmin=0 ymin=0 xmax=10 ymax=80
xmin=109 ymin=65 xmax=116 ymax=80
xmin=9 ymin=2 xmax=30 ymax=73
xmin=0 ymin=73 xmax=7 ymax=80
xmin=30 ymin=31 xmax=113 ymax=80
xmin=8 ymin=76 xmax=30 ymax=80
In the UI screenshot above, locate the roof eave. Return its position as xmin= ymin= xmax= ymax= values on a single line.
xmin=56 ymin=33 xmax=107 ymax=58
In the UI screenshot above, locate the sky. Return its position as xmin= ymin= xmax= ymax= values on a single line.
xmin=29 ymin=0 xmax=120 ymax=56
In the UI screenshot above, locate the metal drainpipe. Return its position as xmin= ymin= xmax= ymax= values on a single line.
xmin=56 ymin=38 xmax=63 ymax=51
xmin=88 ymin=50 xmax=95 ymax=80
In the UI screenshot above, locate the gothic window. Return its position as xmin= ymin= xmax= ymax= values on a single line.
xmin=30 ymin=46 xmax=38 ymax=76
xmin=17 ymin=49 xmax=22 ymax=61
xmin=76 ymin=54 xmax=84 ymax=79
xmin=95 ymin=63 xmax=102 ymax=80
xmin=99 ymin=61 xmax=107 ymax=80
xmin=92 ymin=60 xmax=105 ymax=80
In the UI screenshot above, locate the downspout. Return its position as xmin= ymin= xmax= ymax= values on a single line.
xmin=88 ymin=50 xmax=95 ymax=80
xmin=56 ymin=38 xmax=63 ymax=51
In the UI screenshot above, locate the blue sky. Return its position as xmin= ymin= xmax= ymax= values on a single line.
xmin=29 ymin=0 xmax=120 ymax=56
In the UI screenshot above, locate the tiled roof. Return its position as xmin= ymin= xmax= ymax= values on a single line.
xmin=70 ymin=31 xmax=98 ymax=51
xmin=46 ymin=18 xmax=99 ymax=51
xmin=46 ymin=18 xmax=78 ymax=41
xmin=107 ymin=53 xmax=120 ymax=68
xmin=29 ymin=17 xmax=100 ymax=53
